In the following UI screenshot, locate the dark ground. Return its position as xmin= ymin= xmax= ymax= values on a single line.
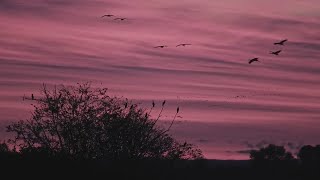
xmin=1 ymin=159 xmax=319 ymax=180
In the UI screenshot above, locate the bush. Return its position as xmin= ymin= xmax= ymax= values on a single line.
xmin=7 ymin=83 xmax=203 ymax=160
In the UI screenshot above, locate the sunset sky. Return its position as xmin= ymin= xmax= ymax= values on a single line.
xmin=0 ymin=0 xmax=320 ymax=159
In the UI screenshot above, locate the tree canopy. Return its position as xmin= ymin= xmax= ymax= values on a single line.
xmin=250 ymin=144 xmax=294 ymax=161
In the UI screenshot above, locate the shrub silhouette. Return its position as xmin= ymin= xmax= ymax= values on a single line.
xmin=298 ymin=145 xmax=320 ymax=171
xmin=249 ymin=144 xmax=296 ymax=177
xmin=6 ymin=83 xmax=203 ymax=160
xmin=250 ymin=144 xmax=294 ymax=161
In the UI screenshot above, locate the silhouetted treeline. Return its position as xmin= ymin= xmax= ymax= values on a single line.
xmin=1 ymin=83 xmax=319 ymax=179
xmin=1 ymin=143 xmax=320 ymax=179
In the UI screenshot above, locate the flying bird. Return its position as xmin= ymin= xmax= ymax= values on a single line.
xmin=114 ymin=18 xmax=127 ymax=21
xmin=176 ymin=43 xmax=191 ymax=47
xmin=274 ymin=39 xmax=288 ymax=45
xmin=154 ymin=45 xmax=168 ymax=48
xmin=101 ymin=14 xmax=114 ymax=18
xmin=162 ymin=100 xmax=166 ymax=106
xmin=248 ymin=58 xmax=259 ymax=64
xmin=270 ymin=50 xmax=282 ymax=55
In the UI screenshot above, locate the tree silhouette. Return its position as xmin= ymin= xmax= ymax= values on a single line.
xmin=250 ymin=144 xmax=296 ymax=176
xmin=6 ymin=83 xmax=203 ymax=160
xmin=250 ymin=144 xmax=294 ymax=161
xmin=298 ymin=145 xmax=320 ymax=169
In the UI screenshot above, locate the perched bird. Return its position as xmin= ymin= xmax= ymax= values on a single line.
xmin=31 ymin=94 xmax=34 ymax=100
xmin=152 ymin=100 xmax=155 ymax=108
xmin=162 ymin=100 xmax=166 ymax=106
xmin=248 ymin=58 xmax=259 ymax=64
xmin=176 ymin=43 xmax=191 ymax=47
xmin=124 ymin=102 xmax=128 ymax=108
xmin=154 ymin=45 xmax=168 ymax=48
xmin=101 ymin=14 xmax=114 ymax=18
xmin=114 ymin=18 xmax=127 ymax=21
xmin=177 ymin=107 xmax=180 ymax=113
xmin=274 ymin=39 xmax=288 ymax=45
xmin=270 ymin=50 xmax=282 ymax=55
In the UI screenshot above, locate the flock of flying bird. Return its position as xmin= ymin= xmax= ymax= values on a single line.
xmin=101 ymin=14 xmax=194 ymax=49
xmin=21 ymin=14 xmax=290 ymax=124
xmin=102 ymin=13 xmax=288 ymax=65
xmin=248 ymin=39 xmax=288 ymax=64
xmin=101 ymin=14 xmax=127 ymax=21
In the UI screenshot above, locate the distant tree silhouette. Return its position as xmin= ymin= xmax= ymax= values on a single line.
xmin=0 ymin=141 xmax=9 ymax=153
xmin=298 ymin=145 xmax=320 ymax=169
xmin=250 ymin=144 xmax=294 ymax=161
xmin=0 ymin=141 xmax=17 ymax=160
xmin=6 ymin=83 xmax=203 ymax=160
xmin=250 ymin=144 xmax=296 ymax=176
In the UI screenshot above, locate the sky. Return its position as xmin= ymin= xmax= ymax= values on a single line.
xmin=0 ymin=0 xmax=320 ymax=159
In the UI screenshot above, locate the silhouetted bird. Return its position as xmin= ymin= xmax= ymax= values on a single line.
xmin=177 ymin=107 xmax=179 ymax=113
xmin=114 ymin=18 xmax=127 ymax=21
xmin=274 ymin=39 xmax=288 ymax=45
xmin=270 ymin=50 xmax=282 ymax=55
xmin=176 ymin=44 xmax=191 ymax=47
xmin=154 ymin=45 xmax=168 ymax=48
xmin=162 ymin=100 xmax=166 ymax=106
xmin=101 ymin=14 xmax=114 ymax=18
xmin=31 ymin=94 xmax=34 ymax=100
xmin=248 ymin=58 xmax=259 ymax=64
xmin=152 ymin=100 xmax=155 ymax=108
xmin=124 ymin=102 xmax=128 ymax=108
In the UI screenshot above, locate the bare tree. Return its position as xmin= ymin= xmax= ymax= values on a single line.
xmin=7 ymin=83 xmax=203 ymax=160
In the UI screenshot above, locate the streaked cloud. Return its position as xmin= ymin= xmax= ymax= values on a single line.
xmin=0 ymin=0 xmax=320 ymax=159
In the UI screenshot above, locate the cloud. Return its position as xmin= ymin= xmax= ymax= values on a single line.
xmin=1 ymin=0 xmax=320 ymax=159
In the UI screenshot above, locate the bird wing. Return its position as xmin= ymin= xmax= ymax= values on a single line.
xmin=281 ymin=39 xmax=287 ymax=43
xmin=249 ymin=59 xmax=258 ymax=64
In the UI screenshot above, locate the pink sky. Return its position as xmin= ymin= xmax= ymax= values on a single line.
xmin=0 ymin=0 xmax=320 ymax=159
